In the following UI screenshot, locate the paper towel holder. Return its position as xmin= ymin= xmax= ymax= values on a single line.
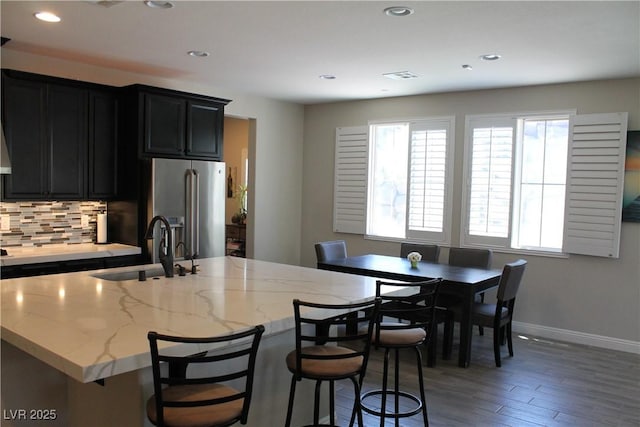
xmin=96 ymin=211 xmax=108 ymax=244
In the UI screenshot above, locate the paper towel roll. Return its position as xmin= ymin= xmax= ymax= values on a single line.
xmin=97 ymin=213 xmax=107 ymax=244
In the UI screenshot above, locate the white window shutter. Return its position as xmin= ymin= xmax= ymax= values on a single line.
xmin=406 ymin=118 xmax=455 ymax=244
xmin=563 ymin=112 xmax=628 ymax=258
xmin=333 ymin=126 xmax=368 ymax=234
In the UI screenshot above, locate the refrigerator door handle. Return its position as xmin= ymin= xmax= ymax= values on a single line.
xmin=185 ymin=169 xmax=195 ymax=258
xmin=193 ymin=169 xmax=200 ymax=257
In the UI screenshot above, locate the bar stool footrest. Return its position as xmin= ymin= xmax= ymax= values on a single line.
xmin=360 ymin=389 xmax=423 ymax=419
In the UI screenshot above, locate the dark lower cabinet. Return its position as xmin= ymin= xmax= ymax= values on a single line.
xmin=19 ymin=262 xmax=61 ymax=277
xmin=103 ymin=255 xmax=141 ymax=268
xmin=64 ymin=258 xmax=105 ymax=272
xmin=0 ymin=254 xmax=141 ymax=279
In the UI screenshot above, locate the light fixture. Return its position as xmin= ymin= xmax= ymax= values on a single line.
xmin=462 ymin=64 xmax=473 ymax=70
xmin=383 ymin=71 xmax=418 ymax=80
xmin=319 ymin=74 xmax=336 ymax=80
xmin=144 ymin=1 xmax=174 ymax=9
xmin=34 ymin=11 xmax=61 ymax=23
xmin=383 ymin=6 xmax=414 ymax=17
xmin=188 ymin=50 xmax=209 ymax=58
xmin=86 ymin=1 xmax=124 ymax=8
xmin=480 ymin=53 xmax=502 ymax=61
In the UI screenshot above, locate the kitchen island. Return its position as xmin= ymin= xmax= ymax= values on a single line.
xmin=1 ymin=256 xmax=381 ymax=426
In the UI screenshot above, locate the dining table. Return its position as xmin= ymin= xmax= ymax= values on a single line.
xmin=317 ymin=254 xmax=503 ymax=368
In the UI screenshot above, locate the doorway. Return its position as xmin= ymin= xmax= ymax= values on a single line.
xmin=223 ymin=116 xmax=251 ymax=257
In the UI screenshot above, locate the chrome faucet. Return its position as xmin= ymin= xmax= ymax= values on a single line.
xmin=145 ymin=215 xmax=174 ymax=278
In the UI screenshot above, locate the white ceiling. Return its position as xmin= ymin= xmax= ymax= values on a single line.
xmin=1 ymin=1 xmax=639 ymax=104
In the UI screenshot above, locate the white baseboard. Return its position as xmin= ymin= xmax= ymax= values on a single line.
xmin=512 ymin=321 xmax=640 ymax=354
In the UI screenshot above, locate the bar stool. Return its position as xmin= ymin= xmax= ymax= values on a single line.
xmin=146 ymin=325 xmax=264 ymax=427
xmin=360 ymin=278 xmax=441 ymax=427
xmin=284 ymin=297 xmax=381 ymax=427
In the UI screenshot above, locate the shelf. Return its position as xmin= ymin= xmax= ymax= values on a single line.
xmin=225 ymin=224 xmax=246 ymax=257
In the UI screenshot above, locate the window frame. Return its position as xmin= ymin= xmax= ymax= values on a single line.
xmin=365 ymin=116 xmax=455 ymax=245
xmin=460 ymin=110 xmax=575 ymax=254
xmin=333 ymin=110 xmax=627 ymax=259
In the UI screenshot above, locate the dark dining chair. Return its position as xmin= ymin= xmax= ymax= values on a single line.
xmin=314 ymin=240 xmax=347 ymax=265
xmin=360 ymin=278 xmax=441 ymax=427
xmin=399 ymin=243 xmax=439 ymax=263
xmin=285 ymin=297 xmax=381 ymax=427
xmin=447 ymin=247 xmax=493 ymax=335
xmin=146 ymin=325 xmax=264 ymax=427
xmin=448 ymin=247 xmax=492 ymax=269
xmin=450 ymin=259 xmax=527 ymax=367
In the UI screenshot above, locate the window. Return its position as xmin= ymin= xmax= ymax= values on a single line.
xmin=366 ymin=118 xmax=454 ymax=244
xmin=334 ymin=112 xmax=627 ymax=258
xmin=513 ymin=119 xmax=569 ymax=250
xmin=462 ymin=113 xmax=570 ymax=253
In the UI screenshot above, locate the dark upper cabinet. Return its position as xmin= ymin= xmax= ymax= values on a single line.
xmin=1 ymin=70 xmax=230 ymax=202
xmin=187 ymin=100 xmax=224 ymax=159
xmin=2 ymin=73 xmax=87 ymax=200
xmin=143 ymin=92 xmax=186 ymax=156
xmin=88 ymin=90 xmax=119 ymax=199
xmin=131 ymin=86 xmax=230 ymax=161
xmin=1 ymin=70 xmax=119 ymax=201
xmin=48 ymin=84 xmax=87 ymax=198
xmin=1 ymin=75 xmax=47 ymax=199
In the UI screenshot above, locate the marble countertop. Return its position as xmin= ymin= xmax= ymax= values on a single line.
xmin=0 ymin=256 xmax=381 ymax=383
xmin=0 ymin=243 xmax=141 ymax=266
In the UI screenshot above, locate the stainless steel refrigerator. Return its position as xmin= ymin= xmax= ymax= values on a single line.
xmin=147 ymin=158 xmax=226 ymax=263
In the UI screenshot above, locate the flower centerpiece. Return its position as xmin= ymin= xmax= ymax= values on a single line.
xmin=407 ymin=251 xmax=422 ymax=269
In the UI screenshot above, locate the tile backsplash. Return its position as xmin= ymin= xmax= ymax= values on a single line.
xmin=0 ymin=201 xmax=106 ymax=247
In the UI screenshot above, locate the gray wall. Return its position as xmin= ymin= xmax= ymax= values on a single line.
xmin=302 ymin=78 xmax=640 ymax=350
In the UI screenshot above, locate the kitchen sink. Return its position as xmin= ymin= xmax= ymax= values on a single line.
xmin=92 ymin=267 xmax=167 ymax=282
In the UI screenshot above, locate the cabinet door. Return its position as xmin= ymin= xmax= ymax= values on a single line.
xmin=1 ymin=75 xmax=48 ymax=199
xmin=48 ymin=84 xmax=87 ymax=199
xmin=88 ymin=90 xmax=118 ymax=199
xmin=186 ymin=100 xmax=224 ymax=159
xmin=143 ymin=93 xmax=185 ymax=156
xmin=20 ymin=262 xmax=61 ymax=277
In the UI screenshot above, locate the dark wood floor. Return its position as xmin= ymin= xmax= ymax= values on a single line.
xmin=332 ymin=329 xmax=640 ymax=426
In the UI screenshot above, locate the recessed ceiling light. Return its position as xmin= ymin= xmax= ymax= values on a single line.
xmin=84 ymin=1 xmax=124 ymax=8
xmin=383 ymin=6 xmax=414 ymax=17
xmin=319 ymin=74 xmax=336 ymax=80
xmin=188 ymin=50 xmax=209 ymax=58
xmin=34 ymin=11 xmax=61 ymax=22
xmin=383 ymin=71 xmax=418 ymax=80
xmin=144 ymin=1 xmax=174 ymax=9
xmin=480 ymin=54 xmax=502 ymax=61
xmin=462 ymin=64 xmax=473 ymax=70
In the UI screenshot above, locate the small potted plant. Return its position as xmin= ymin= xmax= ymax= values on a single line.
xmin=231 ymin=184 xmax=248 ymax=225
xmin=407 ymin=251 xmax=422 ymax=269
